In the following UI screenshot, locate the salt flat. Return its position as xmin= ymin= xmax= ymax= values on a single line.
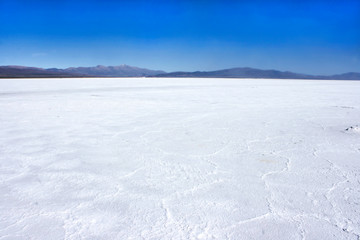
xmin=0 ymin=78 xmax=359 ymax=240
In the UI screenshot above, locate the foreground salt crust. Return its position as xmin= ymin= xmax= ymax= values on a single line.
xmin=0 ymin=78 xmax=359 ymax=239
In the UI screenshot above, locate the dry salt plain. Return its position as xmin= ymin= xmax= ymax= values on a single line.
xmin=0 ymin=77 xmax=360 ymax=240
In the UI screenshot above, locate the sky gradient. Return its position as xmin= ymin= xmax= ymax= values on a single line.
xmin=0 ymin=0 xmax=359 ymax=74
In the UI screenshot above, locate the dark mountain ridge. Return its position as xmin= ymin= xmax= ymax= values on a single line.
xmin=152 ymin=67 xmax=360 ymax=80
xmin=1 ymin=65 xmax=359 ymax=80
xmin=0 ymin=65 xmax=165 ymax=78
xmin=0 ymin=66 xmax=84 ymax=78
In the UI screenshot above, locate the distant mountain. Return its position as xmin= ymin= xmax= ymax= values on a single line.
xmin=1 ymin=65 xmax=359 ymax=80
xmin=328 ymin=72 xmax=360 ymax=80
xmin=0 ymin=65 xmax=166 ymax=78
xmin=153 ymin=67 xmax=360 ymax=80
xmin=52 ymin=64 xmax=165 ymax=77
xmin=0 ymin=66 xmax=84 ymax=78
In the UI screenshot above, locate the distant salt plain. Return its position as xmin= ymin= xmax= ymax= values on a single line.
xmin=0 ymin=78 xmax=359 ymax=239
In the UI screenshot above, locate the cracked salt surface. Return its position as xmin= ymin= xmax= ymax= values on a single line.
xmin=0 ymin=78 xmax=360 ymax=239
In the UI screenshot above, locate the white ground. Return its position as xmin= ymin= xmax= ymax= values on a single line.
xmin=0 ymin=78 xmax=359 ymax=240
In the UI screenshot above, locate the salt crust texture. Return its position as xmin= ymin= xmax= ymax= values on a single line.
xmin=0 ymin=78 xmax=359 ymax=239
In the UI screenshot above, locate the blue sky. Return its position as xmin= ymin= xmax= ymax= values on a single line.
xmin=0 ymin=0 xmax=359 ymax=74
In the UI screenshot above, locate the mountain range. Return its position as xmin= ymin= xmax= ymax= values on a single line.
xmin=0 ymin=65 xmax=359 ymax=80
xmin=152 ymin=67 xmax=360 ymax=80
xmin=0 ymin=65 xmax=165 ymax=78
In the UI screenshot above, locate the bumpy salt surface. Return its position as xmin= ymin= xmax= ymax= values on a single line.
xmin=0 ymin=78 xmax=359 ymax=239
xmin=346 ymin=125 xmax=360 ymax=134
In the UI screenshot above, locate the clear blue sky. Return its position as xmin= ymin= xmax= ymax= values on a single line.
xmin=0 ymin=0 xmax=359 ymax=74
